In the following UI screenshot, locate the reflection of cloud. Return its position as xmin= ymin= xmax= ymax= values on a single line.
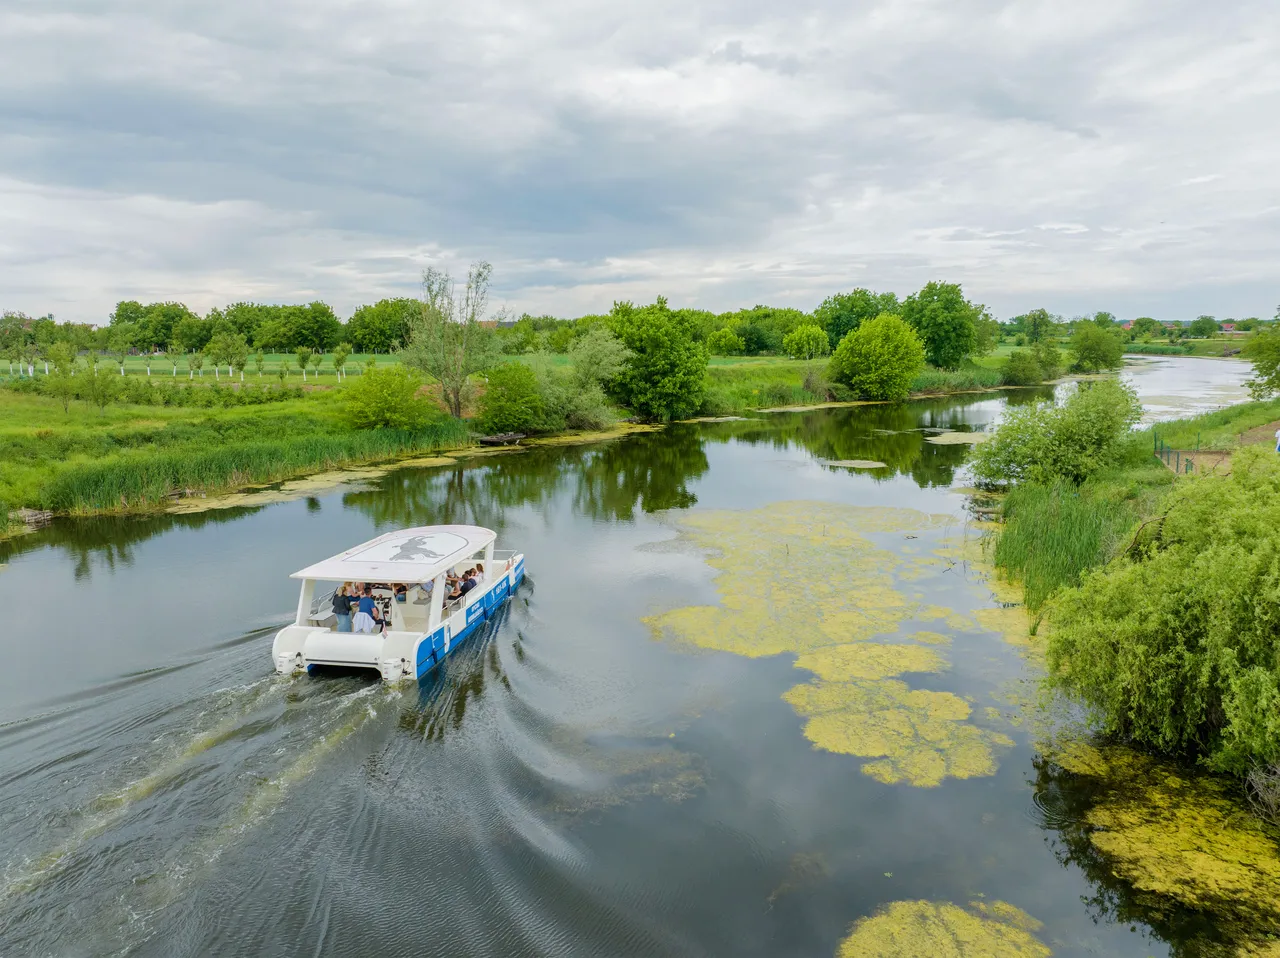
xmin=2 ymin=1 xmax=1277 ymax=321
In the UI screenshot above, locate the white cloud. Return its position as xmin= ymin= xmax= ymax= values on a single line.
xmin=0 ymin=0 xmax=1277 ymax=322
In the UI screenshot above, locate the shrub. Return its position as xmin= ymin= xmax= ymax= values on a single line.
xmin=607 ymin=297 xmax=708 ymax=420
xmin=562 ymin=381 xmax=616 ymax=430
xmin=1047 ymin=447 xmax=1280 ymax=774
xmin=827 ymin=313 xmax=925 ymax=401
xmin=969 ymin=379 xmax=1142 ymax=486
xmin=1070 ymin=322 xmax=1124 ymax=372
xmin=1001 ymin=349 xmax=1043 ymax=386
xmin=478 ymin=362 xmax=544 ymax=434
xmin=706 ymin=327 xmax=745 ymax=356
xmin=1031 ymin=341 xmax=1062 ymax=380
xmin=782 ymin=324 xmax=829 ymax=360
xmin=341 ymin=364 xmax=432 ymax=429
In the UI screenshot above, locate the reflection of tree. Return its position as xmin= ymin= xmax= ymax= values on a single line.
xmin=1031 ymin=755 xmax=1266 ymax=958
xmin=0 ymin=508 xmax=265 ymax=580
xmin=698 ymin=393 xmax=1015 ymax=488
xmin=343 ymin=430 xmax=710 ymax=529
xmin=573 ymin=426 xmax=709 ymax=520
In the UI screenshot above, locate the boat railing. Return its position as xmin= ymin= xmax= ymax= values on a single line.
xmin=491 ymin=550 xmax=517 ymax=561
xmin=310 ymin=586 xmax=336 ymax=619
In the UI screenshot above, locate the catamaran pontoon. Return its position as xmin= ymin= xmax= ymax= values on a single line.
xmin=271 ymin=525 xmax=524 ymax=681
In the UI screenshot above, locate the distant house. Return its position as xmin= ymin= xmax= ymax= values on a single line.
xmin=1121 ymin=321 xmax=1133 ymax=330
xmin=1221 ymin=323 xmax=1236 ymax=332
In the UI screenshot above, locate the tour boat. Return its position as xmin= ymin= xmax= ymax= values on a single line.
xmin=271 ymin=525 xmax=524 ymax=681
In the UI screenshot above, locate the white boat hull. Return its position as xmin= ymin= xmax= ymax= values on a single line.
xmin=271 ymin=554 xmax=524 ymax=681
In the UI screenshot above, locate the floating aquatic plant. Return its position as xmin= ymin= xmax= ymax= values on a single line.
xmin=836 ymin=899 xmax=1050 ymax=957
xmin=646 ymin=501 xmax=1023 ymax=787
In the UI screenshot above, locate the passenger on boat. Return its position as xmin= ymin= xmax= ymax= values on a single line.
xmin=393 ymin=584 xmax=408 ymax=603
xmin=458 ymin=568 xmax=479 ymax=598
xmin=473 ymin=563 xmax=485 ymax=583
xmin=332 ymin=584 xmax=354 ymax=633
xmin=353 ymin=586 xmax=381 ymax=633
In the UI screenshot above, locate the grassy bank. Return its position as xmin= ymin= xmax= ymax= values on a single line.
xmin=990 ymin=400 xmax=1280 ymax=611
xmin=699 ymin=357 xmax=1010 ymax=413
xmin=0 ymin=386 xmax=470 ymax=517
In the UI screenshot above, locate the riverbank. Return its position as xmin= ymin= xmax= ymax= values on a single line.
xmin=0 ymin=380 xmax=677 ymax=532
xmin=989 ymin=396 xmax=1280 ymax=612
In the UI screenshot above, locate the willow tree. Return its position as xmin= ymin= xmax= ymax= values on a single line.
xmin=399 ymin=262 xmax=500 ymax=418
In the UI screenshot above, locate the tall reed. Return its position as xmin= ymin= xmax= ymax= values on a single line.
xmin=40 ymin=420 xmax=470 ymax=513
xmin=993 ymin=481 xmax=1138 ymax=610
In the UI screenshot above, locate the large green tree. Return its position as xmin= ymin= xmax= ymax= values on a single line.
xmin=827 ymin=313 xmax=925 ymax=401
xmin=1189 ymin=315 xmax=1219 ymax=338
xmin=899 ymin=282 xmax=983 ymax=369
xmin=606 ymin=297 xmax=708 ymax=420
xmin=1069 ymin=322 xmax=1124 ymax=372
xmin=347 ymin=298 xmax=418 ymax=353
xmin=814 ymin=289 xmax=900 ymax=350
xmin=1022 ymin=308 xmax=1055 ymax=344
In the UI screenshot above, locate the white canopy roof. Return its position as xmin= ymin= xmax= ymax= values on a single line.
xmin=291 ymin=525 xmax=496 ymax=583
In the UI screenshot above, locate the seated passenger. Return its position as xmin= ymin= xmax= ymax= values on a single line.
xmin=458 ymin=569 xmax=479 ymax=599
xmin=393 ymin=583 xmax=407 ymax=602
xmin=473 ymin=563 xmax=485 ymax=583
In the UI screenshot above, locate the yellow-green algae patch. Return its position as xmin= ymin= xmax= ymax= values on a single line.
xmin=1049 ymin=741 xmax=1280 ymax=946
xmin=786 ymin=679 xmax=1013 ymax=786
xmin=836 ymin=899 xmax=1051 ymax=957
xmin=795 ymin=643 xmax=947 ymax=682
xmin=645 ymin=501 xmax=1015 ymax=787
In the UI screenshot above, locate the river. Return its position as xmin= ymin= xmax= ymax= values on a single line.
xmin=0 ymin=357 xmax=1259 ymax=957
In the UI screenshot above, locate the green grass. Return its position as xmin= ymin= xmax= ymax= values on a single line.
xmin=1151 ymin=397 xmax=1280 ymax=451
xmin=991 ymin=398 xmax=1280 ymax=610
xmin=994 ymin=472 xmax=1155 ymax=611
xmin=909 ymin=366 xmax=1004 ymax=393
xmin=4 ymin=351 xmax=389 ymax=380
xmin=0 ymin=385 xmax=471 ymax=515
xmin=41 ymin=421 xmax=469 ymax=513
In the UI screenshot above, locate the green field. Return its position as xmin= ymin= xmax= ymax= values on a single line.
xmin=0 ymin=386 xmax=468 ymax=518
xmin=4 ymin=351 xmax=388 ymax=381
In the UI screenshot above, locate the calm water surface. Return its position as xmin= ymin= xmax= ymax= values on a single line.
xmin=0 ymin=358 xmax=1253 ymax=956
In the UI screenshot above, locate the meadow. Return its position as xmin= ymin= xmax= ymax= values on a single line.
xmin=0 ymin=387 xmax=468 ymax=518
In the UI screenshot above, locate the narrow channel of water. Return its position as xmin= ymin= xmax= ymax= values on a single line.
xmin=0 ymin=357 xmax=1257 ymax=957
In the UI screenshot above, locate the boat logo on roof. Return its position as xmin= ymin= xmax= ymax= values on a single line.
xmin=348 ymin=532 xmax=468 ymax=564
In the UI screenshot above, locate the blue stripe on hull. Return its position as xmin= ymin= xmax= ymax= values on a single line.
xmin=414 ymin=571 xmax=522 ymax=680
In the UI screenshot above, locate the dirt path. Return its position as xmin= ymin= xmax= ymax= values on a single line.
xmin=1159 ymin=420 xmax=1280 ymax=476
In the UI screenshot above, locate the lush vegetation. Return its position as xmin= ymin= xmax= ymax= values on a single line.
xmin=970 ymin=379 xmax=1142 ymax=486
xmin=1047 ymin=447 xmax=1280 ymax=775
xmin=827 ymin=314 xmax=926 ymax=401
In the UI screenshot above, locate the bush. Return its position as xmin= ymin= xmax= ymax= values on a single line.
xmin=607 ymin=298 xmax=708 ymax=420
xmin=562 ymin=381 xmax=616 ymax=430
xmin=706 ymin=327 xmax=745 ymax=356
xmin=1027 ymin=341 xmax=1062 ymax=380
xmin=827 ymin=313 xmax=925 ymax=401
xmin=969 ymin=379 xmax=1142 ymax=486
xmin=341 ymin=364 xmax=432 ymax=429
xmin=782 ymin=324 xmax=829 ymax=360
xmin=1070 ymin=322 xmax=1124 ymax=372
xmin=478 ymin=362 xmax=544 ymax=434
xmin=1047 ymin=447 xmax=1280 ymax=774
xmin=1001 ymin=349 xmax=1043 ymax=386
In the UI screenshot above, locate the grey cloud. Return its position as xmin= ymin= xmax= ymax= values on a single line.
xmin=0 ymin=0 xmax=1277 ymax=321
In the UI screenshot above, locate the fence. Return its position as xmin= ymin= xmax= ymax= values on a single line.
xmin=1153 ymin=430 xmax=1197 ymax=474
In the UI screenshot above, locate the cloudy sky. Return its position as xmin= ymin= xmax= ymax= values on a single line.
xmin=2 ymin=0 xmax=1277 ymax=323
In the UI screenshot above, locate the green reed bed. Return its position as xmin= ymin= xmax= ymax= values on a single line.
xmin=993 ymin=481 xmax=1142 ymax=611
xmin=40 ymin=420 xmax=470 ymax=513
xmin=908 ymin=366 xmax=1004 ymax=394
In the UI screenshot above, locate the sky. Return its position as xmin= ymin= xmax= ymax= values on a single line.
xmin=1 ymin=0 xmax=1277 ymax=324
